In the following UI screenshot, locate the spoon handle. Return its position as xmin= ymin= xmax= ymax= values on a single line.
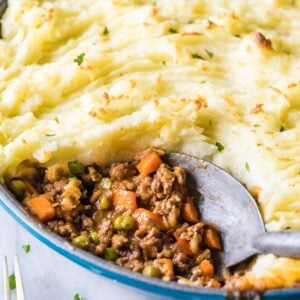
xmin=253 ymin=231 xmax=300 ymax=258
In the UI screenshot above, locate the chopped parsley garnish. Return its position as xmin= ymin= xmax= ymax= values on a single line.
xmin=245 ymin=162 xmax=250 ymax=172
xmin=201 ymin=80 xmax=206 ymax=84
xmin=74 ymin=53 xmax=85 ymax=66
xmin=45 ymin=133 xmax=56 ymax=137
xmin=254 ymin=124 xmax=260 ymax=127
xmin=216 ymin=142 xmax=224 ymax=152
xmin=169 ymin=28 xmax=178 ymax=34
xmin=103 ymin=26 xmax=109 ymax=36
xmin=205 ymin=49 xmax=214 ymax=58
xmin=191 ymin=53 xmax=204 ymax=60
xmin=74 ymin=293 xmax=83 ymax=300
xmin=207 ymin=19 xmax=213 ymax=25
xmin=234 ymin=34 xmax=241 ymax=38
xmin=54 ymin=117 xmax=59 ymax=124
xmin=9 ymin=274 xmax=16 ymax=290
xmin=162 ymin=61 xmax=166 ymax=65
xmin=279 ymin=125 xmax=285 ymax=132
xmin=257 ymin=143 xmax=262 ymax=146
xmin=22 ymin=244 xmax=31 ymax=253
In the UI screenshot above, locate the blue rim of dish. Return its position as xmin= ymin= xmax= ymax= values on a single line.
xmin=1 ymin=187 xmax=300 ymax=299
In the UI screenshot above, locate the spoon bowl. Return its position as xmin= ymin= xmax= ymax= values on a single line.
xmin=164 ymin=152 xmax=300 ymax=268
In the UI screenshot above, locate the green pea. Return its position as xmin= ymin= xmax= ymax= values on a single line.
xmin=98 ymin=195 xmax=110 ymax=210
xmin=113 ymin=216 xmax=123 ymax=231
xmin=90 ymin=231 xmax=100 ymax=244
xmin=10 ymin=179 xmax=27 ymax=199
xmin=122 ymin=215 xmax=135 ymax=231
xmin=72 ymin=235 xmax=90 ymax=249
xmin=114 ymin=215 xmax=135 ymax=231
xmin=68 ymin=161 xmax=84 ymax=175
xmin=98 ymin=177 xmax=112 ymax=190
xmin=104 ymin=248 xmax=118 ymax=261
xmin=142 ymin=265 xmax=161 ymax=278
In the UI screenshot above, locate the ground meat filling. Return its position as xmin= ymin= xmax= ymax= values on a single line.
xmin=6 ymin=149 xmax=222 ymax=287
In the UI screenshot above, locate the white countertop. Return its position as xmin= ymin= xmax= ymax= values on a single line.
xmin=0 ymin=208 xmax=168 ymax=300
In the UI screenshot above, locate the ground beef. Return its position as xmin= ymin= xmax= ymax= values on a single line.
xmin=173 ymin=252 xmax=191 ymax=274
xmin=112 ymin=234 xmax=128 ymax=250
xmin=81 ymin=165 xmax=102 ymax=187
xmin=179 ymin=223 xmax=204 ymax=255
xmin=109 ymin=162 xmax=137 ymax=180
xmin=116 ymin=258 xmax=144 ymax=272
xmin=135 ymin=176 xmax=153 ymax=203
xmin=47 ymin=220 xmax=77 ymax=238
xmin=7 ymin=148 xmax=222 ymax=288
xmin=97 ymin=214 xmax=115 ymax=246
xmin=195 ymin=249 xmax=211 ymax=264
xmin=153 ymin=191 xmax=183 ymax=228
xmin=151 ymin=164 xmax=176 ymax=198
xmin=42 ymin=179 xmax=66 ymax=198
xmin=173 ymin=166 xmax=186 ymax=185
xmin=112 ymin=179 xmax=137 ymax=191
xmin=45 ymin=164 xmax=67 ymax=183
xmin=81 ymin=215 xmax=94 ymax=230
xmin=134 ymin=225 xmax=163 ymax=260
xmin=60 ymin=178 xmax=82 ymax=211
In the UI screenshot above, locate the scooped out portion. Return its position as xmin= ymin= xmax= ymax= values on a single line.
xmin=6 ymin=149 xmax=222 ymax=287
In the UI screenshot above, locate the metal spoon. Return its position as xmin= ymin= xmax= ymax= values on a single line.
xmin=164 ymin=152 xmax=300 ymax=268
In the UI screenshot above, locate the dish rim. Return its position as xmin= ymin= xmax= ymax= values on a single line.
xmin=1 ymin=187 xmax=300 ymax=299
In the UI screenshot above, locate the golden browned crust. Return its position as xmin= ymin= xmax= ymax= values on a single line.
xmin=255 ymin=32 xmax=273 ymax=50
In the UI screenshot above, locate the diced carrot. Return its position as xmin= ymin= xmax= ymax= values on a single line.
xmin=203 ymin=228 xmax=221 ymax=250
xmin=176 ymin=238 xmax=193 ymax=256
xmin=137 ymin=151 xmax=162 ymax=177
xmin=182 ymin=197 xmax=199 ymax=223
xmin=24 ymin=195 xmax=55 ymax=223
xmin=199 ymin=259 xmax=214 ymax=277
xmin=112 ymin=190 xmax=137 ymax=211
xmin=133 ymin=208 xmax=164 ymax=228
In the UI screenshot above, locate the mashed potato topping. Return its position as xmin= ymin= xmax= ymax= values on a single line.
xmin=0 ymin=0 xmax=299 ymax=289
